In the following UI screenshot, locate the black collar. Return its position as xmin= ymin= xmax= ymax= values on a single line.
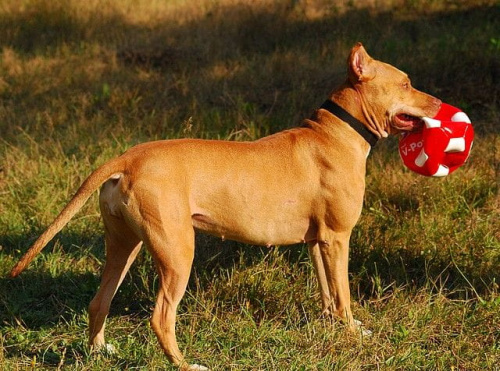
xmin=320 ymin=100 xmax=379 ymax=147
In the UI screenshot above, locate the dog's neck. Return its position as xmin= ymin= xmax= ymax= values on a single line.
xmin=330 ymin=83 xmax=389 ymax=139
xmin=319 ymin=100 xmax=379 ymax=147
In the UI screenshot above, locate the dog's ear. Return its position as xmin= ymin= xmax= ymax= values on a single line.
xmin=348 ymin=43 xmax=376 ymax=83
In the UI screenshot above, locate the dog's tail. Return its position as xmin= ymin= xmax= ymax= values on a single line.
xmin=9 ymin=157 xmax=126 ymax=278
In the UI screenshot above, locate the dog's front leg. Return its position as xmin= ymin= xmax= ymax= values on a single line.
xmin=315 ymin=227 xmax=372 ymax=336
xmin=317 ymin=229 xmax=355 ymax=327
xmin=308 ymin=242 xmax=332 ymax=316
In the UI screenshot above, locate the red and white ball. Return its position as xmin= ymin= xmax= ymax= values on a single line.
xmin=399 ymin=103 xmax=474 ymax=177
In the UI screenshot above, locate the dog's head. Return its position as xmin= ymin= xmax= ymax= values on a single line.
xmin=347 ymin=43 xmax=441 ymax=137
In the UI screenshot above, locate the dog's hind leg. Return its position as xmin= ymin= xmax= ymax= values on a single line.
xmin=88 ymin=217 xmax=142 ymax=352
xmin=144 ymin=217 xmax=200 ymax=369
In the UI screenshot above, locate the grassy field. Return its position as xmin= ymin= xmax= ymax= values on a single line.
xmin=0 ymin=0 xmax=499 ymax=369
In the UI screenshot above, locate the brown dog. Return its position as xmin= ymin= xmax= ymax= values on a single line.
xmin=10 ymin=43 xmax=440 ymax=370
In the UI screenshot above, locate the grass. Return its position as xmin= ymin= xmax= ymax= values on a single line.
xmin=0 ymin=0 xmax=499 ymax=369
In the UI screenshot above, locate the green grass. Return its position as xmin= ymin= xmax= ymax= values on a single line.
xmin=1 ymin=0 xmax=499 ymax=369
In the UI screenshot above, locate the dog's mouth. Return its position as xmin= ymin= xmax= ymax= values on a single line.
xmin=393 ymin=113 xmax=424 ymax=132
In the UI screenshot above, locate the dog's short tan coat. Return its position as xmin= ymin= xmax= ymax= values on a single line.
xmin=10 ymin=43 xmax=441 ymax=370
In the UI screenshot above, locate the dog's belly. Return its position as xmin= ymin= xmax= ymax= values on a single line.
xmin=191 ymin=211 xmax=314 ymax=246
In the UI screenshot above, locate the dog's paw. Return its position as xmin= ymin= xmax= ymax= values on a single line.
xmin=93 ymin=343 xmax=117 ymax=355
xmin=353 ymin=319 xmax=373 ymax=337
xmin=360 ymin=327 xmax=373 ymax=337
xmin=188 ymin=364 xmax=209 ymax=371
xmin=103 ymin=343 xmax=117 ymax=354
xmin=90 ymin=341 xmax=117 ymax=355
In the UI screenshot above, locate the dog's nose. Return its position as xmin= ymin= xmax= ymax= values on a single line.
xmin=433 ymin=97 xmax=442 ymax=110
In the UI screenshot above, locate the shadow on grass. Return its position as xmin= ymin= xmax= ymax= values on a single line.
xmin=1 ymin=225 xmax=497 ymax=367
xmin=2 ymin=225 xmax=496 ymax=327
xmin=0 ymin=2 xmax=498 ymax=138
xmin=0 ymin=230 xmax=285 ymax=327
